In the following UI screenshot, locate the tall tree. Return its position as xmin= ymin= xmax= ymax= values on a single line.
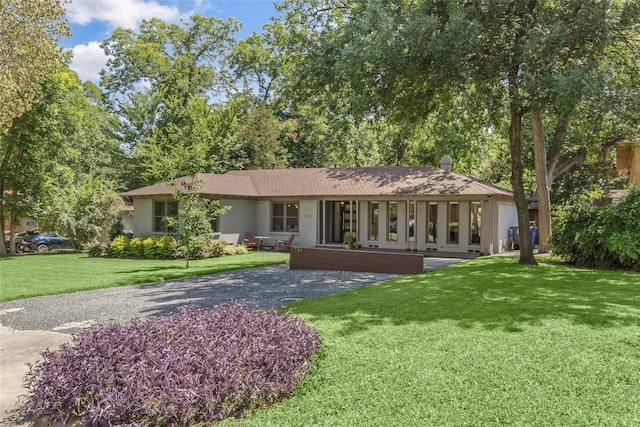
xmin=522 ymin=1 xmax=640 ymax=253
xmin=228 ymin=30 xmax=283 ymax=103
xmin=0 ymin=66 xmax=76 ymax=256
xmin=1 ymin=66 xmax=125 ymax=255
xmin=141 ymin=95 xmax=243 ymax=182
xmin=101 ymin=15 xmax=241 ymax=183
xmin=229 ymin=96 xmax=287 ymax=169
xmin=0 ymin=0 xmax=69 ymax=132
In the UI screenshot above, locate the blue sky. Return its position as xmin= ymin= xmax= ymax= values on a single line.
xmin=63 ymin=0 xmax=279 ymax=83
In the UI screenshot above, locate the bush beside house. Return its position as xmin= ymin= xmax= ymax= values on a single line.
xmin=87 ymin=234 xmax=248 ymax=260
xmin=551 ymin=185 xmax=640 ymax=271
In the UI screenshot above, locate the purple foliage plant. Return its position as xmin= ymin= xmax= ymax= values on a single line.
xmin=22 ymin=302 xmax=321 ymax=426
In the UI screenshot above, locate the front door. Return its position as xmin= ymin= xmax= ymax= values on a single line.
xmin=319 ymin=201 xmax=357 ymax=244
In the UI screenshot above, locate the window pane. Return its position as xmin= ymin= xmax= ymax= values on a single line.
xmin=272 ymin=217 xmax=284 ymax=231
xmin=167 ymin=202 xmax=179 ymax=216
xmin=287 ymin=218 xmax=299 ymax=232
xmin=272 ymin=202 xmax=285 ymax=232
xmin=154 ymin=202 xmax=165 ymax=232
xmin=408 ymin=201 xmax=415 ymax=243
xmin=388 ymin=202 xmax=398 ymax=241
xmin=448 ymin=202 xmax=459 ymax=245
xmin=286 ymin=203 xmax=299 ymax=231
xmin=286 ymin=203 xmax=298 ymax=217
xmin=272 ymin=203 xmax=284 ymax=216
xmin=154 ymin=202 xmax=165 ymax=217
xmin=154 ymin=216 xmax=165 ymax=232
xmin=470 ymin=202 xmax=481 ymax=245
xmin=427 ymin=203 xmax=438 ymax=244
xmin=369 ymin=202 xmax=379 ymax=240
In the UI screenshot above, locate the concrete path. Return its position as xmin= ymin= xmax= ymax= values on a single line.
xmin=0 ymin=326 xmax=70 ymax=426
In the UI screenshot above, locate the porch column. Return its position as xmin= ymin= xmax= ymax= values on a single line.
xmin=320 ymin=200 xmax=326 ymax=244
xmin=349 ymin=200 xmax=354 ymax=236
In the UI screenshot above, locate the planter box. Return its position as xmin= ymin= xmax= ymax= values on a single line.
xmin=290 ymin=247 xmax=424 ymax=275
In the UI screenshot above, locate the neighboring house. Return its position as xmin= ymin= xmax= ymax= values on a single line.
xmin=605 ymin=137 xmax=640 ymax=203
xmin=3 ymin=217 xmax=37 ymax=235
xmin=616 ymin=137 xmax=640 ymax=186
xmin=122 ymin=157 xmax=518 ymax=255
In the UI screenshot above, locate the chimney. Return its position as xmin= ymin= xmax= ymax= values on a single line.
xmin=440 ymin=154 xmax=452 ymax=173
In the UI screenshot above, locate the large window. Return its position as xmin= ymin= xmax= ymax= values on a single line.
xmin=470 ymin=202 xmax=482 ymax=245
xmin=426 ymin=202 xmax=438 ymax=244
xmin=369 ymin=202 xmax=379 ymax=240
xmin=271 ymin=202 xmax=299 ymax=232
xmin=447 ymin=202 xmax=459 ymax=245
xmin=154 ymin=201 xmax=178 ymax=232
xmin=388 ymin=202 xmax=398 ymax=241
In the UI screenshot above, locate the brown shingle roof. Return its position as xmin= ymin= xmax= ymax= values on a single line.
xmin=121 ymin=173 xmax=257 ymax=197
xmin=122 ymin=167 xmax=512 ymax=198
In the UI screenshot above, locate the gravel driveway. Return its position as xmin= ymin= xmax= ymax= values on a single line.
xmin=0 ymin=258 xmax=463 ymax=334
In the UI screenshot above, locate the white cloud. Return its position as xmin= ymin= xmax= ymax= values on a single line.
xmin=70 ymin=41 xmax=110 ymax=82
xmin=66 ymin=0 xmax=180 ymax=29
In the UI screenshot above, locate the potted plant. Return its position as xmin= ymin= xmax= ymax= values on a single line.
xmin=342 ymin=232 xmax=354 ymax=249
xmin=351 ymin=241 xmax=362 ymax=249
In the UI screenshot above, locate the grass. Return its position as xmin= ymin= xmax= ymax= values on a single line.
xmin=217 ymin=256 xmax=640 ymax=427
xmin=0 ymin=252 xmax=289 ymax=302
xmin=2 ymin=254 xmax=639 ymax=425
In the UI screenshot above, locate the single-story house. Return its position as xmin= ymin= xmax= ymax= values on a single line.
xmin=122 ymin=157 xmax=518 ymax=255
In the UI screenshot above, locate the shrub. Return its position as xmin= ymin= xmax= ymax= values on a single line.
xmin=173 ymin=235 xmax=227 ymax=260
xmin=22 ymin=303 xmax=321 ymax=426
xmin=108 ymin=218 xmax=125 ymax=241
xmin=86 ymin=242 xmax=107 ymax=258
xmin=234 ymin=244 xmax=249 ymax=255
xmin=142 ymin=236 xmax=158 ymax=259
xmin=552 ymin=185 xmax=640 ymax=271
xmin=129 ymin=237 xmax=145 ymax=257
xmin=223 ymin=244 xmax=237 ymax=256
xmin=155 ymin=235 xmax=175 ymax=259
xmin=109 ymin=235 xmax=130 ymax=258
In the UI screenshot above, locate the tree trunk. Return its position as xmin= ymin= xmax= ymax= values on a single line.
xmin=0 ymin=164 xmax=6 ymax=257
xmin=530 ymin=111 xmax=551 ymax=253
xmin=509 ymin=107 xmax=537 ymax=265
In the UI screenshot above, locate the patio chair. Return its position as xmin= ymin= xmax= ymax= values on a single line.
xmin=275 ymin=233 xmax=295 ymax=252
xmin=244 ymin=232 xmax=261 ymax=250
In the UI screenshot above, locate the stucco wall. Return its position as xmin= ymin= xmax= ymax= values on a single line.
xmin=120 ymin=213 xmax=134 ymax=235
xmin=297 ymin=200 xmax=317 ymax=247
xmin=132 ymin=199 xmax=153 ymax=236
xmin=129 ymin=195 xmax=518 ymax=255
xmin=219 ymin=199 xmax=256 ymax=243
xmin=498 ymin=200 xmax=519 ymax=251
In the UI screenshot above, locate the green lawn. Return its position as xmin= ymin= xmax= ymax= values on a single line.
xmin=0 ymin=252 xmax=289 ymax=302
xmin=219 ymin=257 xmax=640 ymax=427
xmin=2 ymin=254 xmax=639 ymax=425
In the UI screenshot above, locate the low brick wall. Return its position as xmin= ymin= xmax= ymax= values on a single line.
xmin=289 ymin=247 xmax=424 ymax=275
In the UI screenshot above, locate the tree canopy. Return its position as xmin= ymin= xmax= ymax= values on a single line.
xmin=0 ymin=0 xmax=69 ymax=132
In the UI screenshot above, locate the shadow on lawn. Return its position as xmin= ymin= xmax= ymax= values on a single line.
xmin=287 ymin=257 xmax=640 ymax=335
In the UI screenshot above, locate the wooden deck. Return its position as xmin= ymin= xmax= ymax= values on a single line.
xmin=289 ymin=247 xmax=425 ymax=275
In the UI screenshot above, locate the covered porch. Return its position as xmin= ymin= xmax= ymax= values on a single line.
xmin=314 ymin=197 xmax=509 ymax=255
